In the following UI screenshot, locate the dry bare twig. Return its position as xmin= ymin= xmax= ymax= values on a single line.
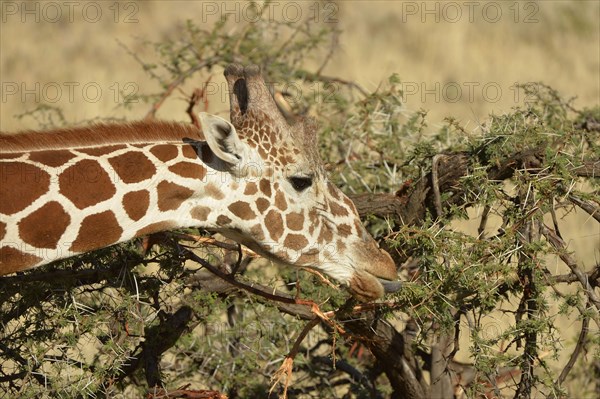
xmin=541 ymin=225 xmax=600 ymax=328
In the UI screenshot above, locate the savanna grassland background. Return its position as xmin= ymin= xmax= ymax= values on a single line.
xmin=1 ymin=1 xmax=599 ymax=398
xmin=2 ymin=1 xmax=599 ymax=130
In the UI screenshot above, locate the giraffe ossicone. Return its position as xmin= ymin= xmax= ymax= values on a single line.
xmin=0 ymin=64 xmax=400 ymax=301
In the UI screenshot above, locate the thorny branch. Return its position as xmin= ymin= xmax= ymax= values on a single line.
xmin=513 ymin=214 xmax=540 ymax=399
xmin=541 ymin=226 xmax=600 ymax=327
xmin=349 ymin=152 xmax=598 ymax=222
xmin=569 ymin=195 xmax=600 ymax=223
xmin=144 ymin=58 xmax=219 ymax=120
xmin=269 ymin=318 xmax=320 ymax=398
xmin=558 ymin=303 xmax=590 ymax=386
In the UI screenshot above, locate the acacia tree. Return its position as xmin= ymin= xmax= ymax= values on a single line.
xmin=1 ymin=8 xmax=599 ymax=399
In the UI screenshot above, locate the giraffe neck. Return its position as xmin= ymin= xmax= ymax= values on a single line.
xmin=0 ymin=122 xmax=244 ymax=273
xmin=1 ymin=63 xmax=402 ymax=302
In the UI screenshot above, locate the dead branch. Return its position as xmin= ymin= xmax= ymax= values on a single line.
xmin=186 ymin=268 xmax=315 ymax=321
xmin=310 ymin=356 xmax=382 ymax=396
xmin=350 ymin=151 xmax=598 ymax=221
xmin=431 ymin=154 xmax=445 ymax=218
xmin=572 ymin=161 xmax=599 ymax=178
xmin=270 ymin=318 xmax=320 ymax=398
xmin=148 ymin=386 xmax=228 ymax=399
xmin=558 ymin=305 xmax=590 ymax=386
xmin=143 ymin=306 xmax=195 ymax=388
xmin=541 ymin=225 xmax=600 ymax=328
xmin=430 ymin=332 xmax=454 ymax=399
xmin=144 ymin=58 xmax=218 ymax=120
xmin=299 ymin=70 xmax=369 ymax=97
xmin=185 ymin=78 xmax=213 ymax=129
xmin=569 ymin=195 xmax=600 ymax=223
xmin=342 ymin=312 xmax=427 ymax=399
xmin=514 ymin=217 xmax=541 ymax=399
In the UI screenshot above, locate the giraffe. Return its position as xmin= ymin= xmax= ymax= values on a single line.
xmin=0 ymin=64 xmax=400 ymax=301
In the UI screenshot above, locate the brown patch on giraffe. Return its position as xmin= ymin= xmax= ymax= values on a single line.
xmin=265 ymin=210 xmax=284 ymax=241
xmin=205 ymin=183 xmax=225 ymax=200
xmin=343 ymin=196 xmax=358 ymax=215
xmin=284 ymin=234 xmax=309 ymax=251
xmin=329 ymin=201 xmax=349 ymax=217
xmin=78 ymin=144 xmax=126 ymax=157
xmin=269 ymin=146 xmax=278 ymax=158
xmin=157 ymin=181 xmax=194 ymax=212
xmin=308 ymin=209 xmax=319 ymax=235
xmin=317 ymin=225 xmax=333 ymax=244
xmin=191 ymin=205 xmax=211 ymax=221
xmin=136 ymin=221 xmax=175 ymax=237
xmin=0 ymin=222 xmax=5 ymax=241
xmin=257 ymin=147 xmax=267 ymax=160
xmin=244 ymin=182 xmax=258 ymax=196
xmin=337 ymin=224 xmax=352 ymax=237
xmin=29 ymin=150 xmax=76 ymax=167
xmin=308 ymin=208 xmax=318 ymax=224
xmin=296 ymin=252 xmax=319 ymax=265
xmin=228 ymin=201 xmax=256 ymax=220
xmin=18 ymin=201 xmax=70 ymax=249
xmin=274 ymin=191 xmax=288 ymax=211
xmin=150 ymin=144 xmax=178 ymax=162
xmin=0 ymin=246 xmax=42 ymax=274
xmin=354 ymin=220 xmax=364 ymax=236
xmin=182 ymin=144 xmax=199 ymax=159
xmin=327 ymin=182 xmax=342 ymax=201
xmin=70 ymin=211 xmax=123 ymax=253
xmin=109 ymin=151 xmax=156 ymax=184
xmin=249 ymin=223 xmax=265 ymax=241
xmin=0 ymin=162 xmax=51 ymax=215
xmin=216 ymin=215 xmax=232 ymax=226
xmin=259 ymin=178 xmax=272 ymax=197
xmin=337 ymin=239 xmax=346 ymax=252
xmin=256 ymin=198 xmax=270 ymax=214
xmin=123 ymin=190 xmax=150 ymax=221
xmin=168 ymin=162 xmax=206 ymax=180
xmin=59 ymin=159 xmax=116 ymax=210
xmin=286 ymin=212 xmax=304 ymax=231
xmin=274 ymin=248 xmax=289 ymax=261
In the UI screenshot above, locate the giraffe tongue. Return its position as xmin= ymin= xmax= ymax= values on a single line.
xmin=378 ymin=278 xmax=402 ymax=294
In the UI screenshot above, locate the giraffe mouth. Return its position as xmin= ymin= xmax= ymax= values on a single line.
xmin=377 ymin=277 xmax=402 ymax=293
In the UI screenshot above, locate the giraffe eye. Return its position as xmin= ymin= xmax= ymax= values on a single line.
xmin=289 ymin=176 xmax=313 ymax=192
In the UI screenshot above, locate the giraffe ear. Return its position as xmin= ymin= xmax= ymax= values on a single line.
xmin=199 ymin=112 xmax=247 ymax=165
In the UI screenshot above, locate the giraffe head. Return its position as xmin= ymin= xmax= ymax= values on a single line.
xmin=198 ymin=64 xmax=399 ymax=301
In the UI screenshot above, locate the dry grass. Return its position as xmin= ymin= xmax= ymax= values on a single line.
xmin=1 ymin=1 xmax=598 ymax=131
